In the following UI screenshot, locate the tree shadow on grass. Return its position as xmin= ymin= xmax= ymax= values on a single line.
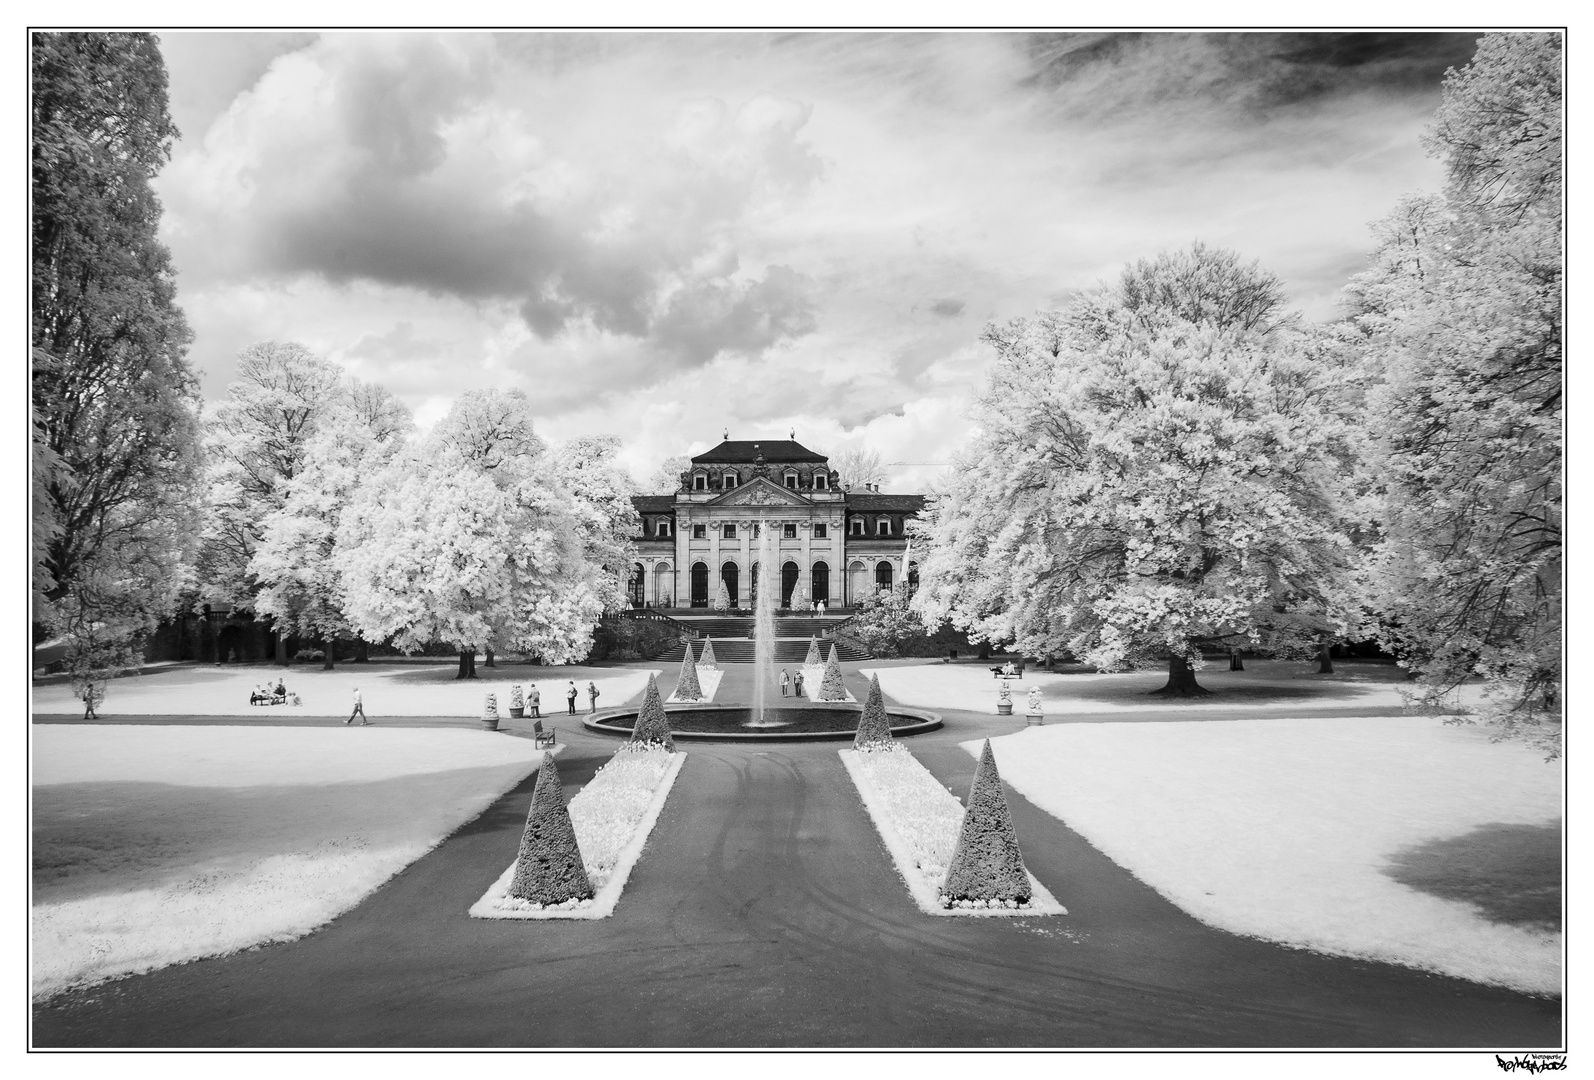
xmin=1383 ymin=821 xmax=1562 ymax=931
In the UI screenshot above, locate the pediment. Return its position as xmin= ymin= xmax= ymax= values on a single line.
xmin=709 ymin=477 xmax=812 ymax=507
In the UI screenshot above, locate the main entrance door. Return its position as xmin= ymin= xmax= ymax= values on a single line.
xmin=721 ymin=562 xmax=740 ymax=609
xmin=781 ymin=562 xmax=799 ymax=608
xmin=812 ymin=561 xmax=829 ymax=606
xmin=690 ymin=562 xmax=709 ymax=607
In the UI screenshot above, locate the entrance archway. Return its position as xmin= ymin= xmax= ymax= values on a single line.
xmin=690 ymin=562 xmax=709 ymax=607
xmin=848 ymin=560 xmax=866 ymax=605
xmin=812 ymin=561 xmax=829 ymax=606
xmin=781 ymin=562 xmax=799 ymax=608
xmin=721 ymin=562 xmax=740 ymax=609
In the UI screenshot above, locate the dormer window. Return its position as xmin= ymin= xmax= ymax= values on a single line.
xmin=657 ymin=519 xmax=672 ymax=538
xmin=784 ymin=472 xmax=798 ymax=489
xmin=814 ymin=473 xmax=828 ymax=490
xmin=693 ymin=473 xmax=708 ymax=491
xmin=850 ymin=518 xmax=864 ymax=536
xmin=722 ymin=471 xmax=738 ymax=490
xmin=877 ymin=518 xmax=892 ymax=536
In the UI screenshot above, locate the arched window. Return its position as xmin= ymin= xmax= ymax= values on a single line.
xmin=690 ymin=562 xmax=709 ymax=607
xmin=875 ymin=560 xmax=893 ymax=591
xmin=721 ymin=562 xmax=740 ymax=608
xmin=781 ymin=561 xmax=799 ymax=608
xmin=629 ymin=563 xmax=645 ymax=607
xmin=812 ymin=561 xmax=829 ymax=606
xmin=907 ymin=562 xmax=919 ymax=598
xmin=693 ymin=473 xmax=708 ymax=491
xmin=653 ymin=562 xmax=672 ymax=607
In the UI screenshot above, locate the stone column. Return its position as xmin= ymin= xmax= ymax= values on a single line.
xmin=799 ymin=522 xmax=813 ymax=609
xmin=738 ymin=519 xmax=751 ymax=608
xmin=708 ymin=520 xmax=721 ymax=607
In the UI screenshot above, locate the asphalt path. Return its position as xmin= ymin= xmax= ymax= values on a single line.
xmin=31 ymin=667 xmax=1561 ymax=1048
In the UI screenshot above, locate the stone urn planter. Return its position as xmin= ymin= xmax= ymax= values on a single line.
xmin=997 ymin=701 xmax=1014 ymax=716
xmin=483 ymin=692 xmax=500 ymax=732
xmin=509 ymin=684 xmax=525 ymax=719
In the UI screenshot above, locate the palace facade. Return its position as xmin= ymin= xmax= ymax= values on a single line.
xmin=629 ymin=439 xmax=923 ymax=610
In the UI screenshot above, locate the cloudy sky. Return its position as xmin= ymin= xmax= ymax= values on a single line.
xmin=153 ymin=30 xmax=1480 ymax=490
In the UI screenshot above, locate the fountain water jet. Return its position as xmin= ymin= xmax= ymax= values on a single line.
xmin=745 ymin=522 xmax=786 ymax=727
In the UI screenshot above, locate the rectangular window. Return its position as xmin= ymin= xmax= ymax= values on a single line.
xmin=693 ymin=524 xmax=706 ymax=539
xmin=723 ymin=524 xmax=736 ymax=539
xmin=783 ymin=523 xmax=797 ymax=539
xmin=850 ymin=519 xmax=863 ymax=535
xmin=657 ymin=520 xmax=671 ymax=538
xmin=784 ymin=474 xmax=798 ymax=489
xmin=878 ymin=519 xmax=891 ymax=536
xmin=813 ymin=523 xmax=827 ymax=539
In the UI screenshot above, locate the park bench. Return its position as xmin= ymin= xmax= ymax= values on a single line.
xmin=533 ymin=720 xmax=556 ymax=749
xmin=990 ymin=662 xmax=1025 ymax=679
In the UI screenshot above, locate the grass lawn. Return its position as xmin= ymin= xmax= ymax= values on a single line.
xmin=31 ymin=661 xmax=657 ymax=718
xmin=978 ymin=717 xmax=1562 ymax=995
xmin=863 ymin=658 xmax=1481 ymax=715
xmin=31 ymin=724 xmax=558 ymax=1001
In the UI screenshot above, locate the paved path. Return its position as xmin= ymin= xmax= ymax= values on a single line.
xmin=32 ymin=668 xmax=1560 ymax=1048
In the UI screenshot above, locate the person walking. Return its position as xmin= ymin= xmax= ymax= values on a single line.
xmin=529 ymin=684 xmax=541 ymax=718
xmin=780 ymin=669 xmax=790 ymax=697
xmin=566 ymin=680 xmax=578 ymax=715
xmin=348 ymin=686 xmax=368 ymax=725
xmin=82 ymin=681 xmax=100 ymax=720
xmin=588 ymin=681 xmax=600 ymax=713
xmin=793 ymin=670 xmax=805 ymax=698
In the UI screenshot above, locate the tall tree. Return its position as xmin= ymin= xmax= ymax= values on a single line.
xmin=31 ymin=32 xmax=201 ymax=675
xmin=337 ymin=390 xmax=606 ymax=677
xmin=541 ymin=434 xmax=640 ymax=616
xmin=249 ymin=381 xmax=413 ymax=668
xmin=194 ymin=342 xmax=348 ymax=625
xmin=1347 ymin=33 xmax=1562 ymax=752
xmin=914 ymin=245 xmax=1365 ymax=694
xmin=832 ymin=446 xmax=886 ymax=491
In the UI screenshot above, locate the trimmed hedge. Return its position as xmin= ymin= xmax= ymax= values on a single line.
xmin=509 ymin=753 xmax=595 ymax=905
xmin=853 ymin=674 xmax=893 ymax=750
xmin=630 ymin=674 xmax=676 ymax=751
xmin=940 ymin=740 xmax=1032 ymax=905
xmin=818 ymin=643 xmax=847 ymax=701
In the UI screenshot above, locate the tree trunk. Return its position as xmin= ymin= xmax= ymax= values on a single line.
xmin=456 ymin=649 xmax=478 ymax=680
xmin=354 ymin=637 xmax=369 ymax=664
xmin=1229 ymin=649 xmax=1244 ymax=672
xmin=1317 ymin=638 xmax=1335 ymax=675
xmin=274 ymin=632 xmax=288 ymax=667
xmin=322 ymin=634 xmax=334 ymax=670
xmin=484 ymin=648 xmax=496 ymax=668
xmin=1149 ymin=653 xmax=1211 ymax=697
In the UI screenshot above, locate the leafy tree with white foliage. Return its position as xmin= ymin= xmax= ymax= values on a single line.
xmin=194 ymin=342 xmax=347 ymax=642
xmin=249 ymin=381 xmax=412 ymax=668
xmin=540 ymin=434 xmax=640 ymax=616
xmin=337 ymin=389 xmax=606 ymax=678
xmin=914 ymin=244 xmax=1365 ymax=695
xmin=1346 ymin=33 xmax=1561 ymax=753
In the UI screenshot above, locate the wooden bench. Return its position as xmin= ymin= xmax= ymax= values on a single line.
xmin=532 ymin=720 xmax=556 ymax=749
xmin=990 ymin=663 xmax=1025 ymax=679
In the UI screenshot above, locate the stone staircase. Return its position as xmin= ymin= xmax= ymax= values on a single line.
xmin=655 ymin=637 xmax=872 ymax=664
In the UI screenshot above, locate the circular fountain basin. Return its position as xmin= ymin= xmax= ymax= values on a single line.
xmin=584 ymin=704 xmax=942 ymax=741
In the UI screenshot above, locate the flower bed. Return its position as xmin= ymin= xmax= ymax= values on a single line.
xmin=840 ymin=746 xmax=1065 ymax=917
xmin=667 ymin=667 xmax=723 ymax=703
xmin=471 ymin=746 xmax=685 ymax=920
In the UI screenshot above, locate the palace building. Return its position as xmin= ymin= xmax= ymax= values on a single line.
xmin=628 ymin=439 xmax=924 ymax=611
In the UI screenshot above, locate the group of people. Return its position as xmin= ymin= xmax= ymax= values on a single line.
xmin=250 ymin=678 xmax=298 ymax=706
xmin=778 ymin=668 xmax=806 ymax=697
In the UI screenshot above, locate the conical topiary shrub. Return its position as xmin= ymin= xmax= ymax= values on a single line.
xmin=509 ymin=753 xmax=594 ymax=905
xmin=940 ymin=740 xmax=1032 ymax=906
xmin=630 ymin=674 xmax=676 ymax=752
xmin=818 ymin=643 xmax=847 ymax=701
xmin=853 ymin=673 xmax=893 ymax=750
xmin=699 ymin=637 xmax=719 ymax=669
xmin=675 ymin=643 xmax=704 ymax=700
xmin=804 ymin=636 xmax=821 ymax=666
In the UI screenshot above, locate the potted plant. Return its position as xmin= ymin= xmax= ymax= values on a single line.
xmin=483 ymin=692 xmax=500 ymax=731
xmin=996 ymin=681 xmax=1013 ymax=716
xmin=509 ymin=684 xmax=525 ymax=719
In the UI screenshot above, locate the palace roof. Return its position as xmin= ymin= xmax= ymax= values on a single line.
xmin=845 ymin=493 xmax=927 ymax=513
xmin=632 ymin=495 xmax=676 ymax=512
xmin=689 ymin=440 xmax=829 ymax=465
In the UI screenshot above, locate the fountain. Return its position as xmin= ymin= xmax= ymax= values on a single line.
xmin=745 ymin=522 xmax=784 ymax=727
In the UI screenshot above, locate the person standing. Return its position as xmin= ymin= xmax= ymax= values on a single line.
xmin=529 ymin=684 xmax=541 ymax=718
xmin=793 ymin=670 xmax=804 ymax=698
xmin=566 ymin=680 xmax=578 ymax=715
xmin=348 ymin=686 xmax=368 ymax=725
xmin=588 ymin=681 xmax=600 ymax=713
xmin=780 ymin=669 xmax=790 ymax=697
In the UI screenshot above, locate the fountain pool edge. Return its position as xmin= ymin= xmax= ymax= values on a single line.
xmin=582 ymin=704 xmax=942 ymax=741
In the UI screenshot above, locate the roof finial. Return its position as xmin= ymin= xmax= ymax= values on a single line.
xmin=790 ymin=427 xmax=795 ymax=440
xmin=723 ymin=426 xmax=729 ymax=440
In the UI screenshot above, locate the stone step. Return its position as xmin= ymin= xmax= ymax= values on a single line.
xmin=656 ymin=639 xmax=872 ymax=664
